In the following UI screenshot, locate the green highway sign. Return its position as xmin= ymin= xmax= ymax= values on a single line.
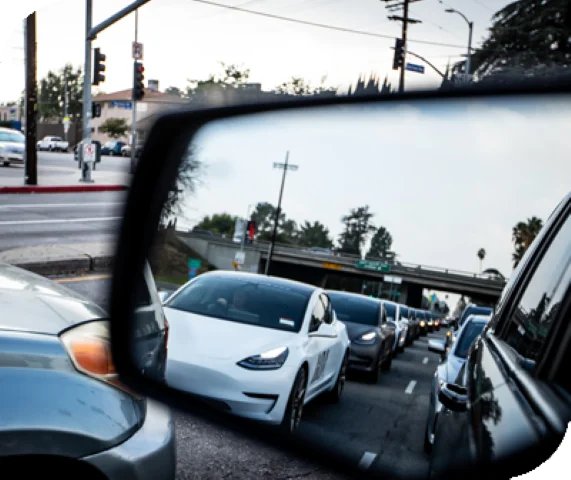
xmin=355 ymin=260 xmax=391 ymax=272
xmin=188 ymin=258 xmax=202 ymax=269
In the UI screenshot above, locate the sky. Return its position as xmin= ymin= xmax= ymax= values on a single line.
xmin=181 ymin=94 xmax=571 ymax=282
xmin=1 ymin=0 xmax=509 ymax=102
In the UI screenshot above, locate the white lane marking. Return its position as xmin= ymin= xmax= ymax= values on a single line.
xmin=0 ymin=202 xmax=124 ymax=209
xmin=405 ymin=380 xmax=417 ymax=394
xmin=0 ymin=216 xmax=122 ymax=225
xmin=423 ymin=357 xmax=429 ymax=364
xmin=358 ymin=451 xmax=377 ymax=470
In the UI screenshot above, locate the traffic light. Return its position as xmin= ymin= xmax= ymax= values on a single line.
xmin=392 ymin=38 xmax=404 ymax=70
xmin=92 ymin=103 xmax=101 ymax=118
xmin=93 ymin=48 xmax=106 ymax=86
xmin=245 ymin=220 xmax=256 ymax=243
xmin=133 ymin=62 xmax=145 ymax=101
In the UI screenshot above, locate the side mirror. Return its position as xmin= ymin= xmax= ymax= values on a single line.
xmin=428 ymin=339 xmax=446 ymax=354
xmin=309 ymin=322 xmax=337 ymax=338
xmin=157 ymin=291 xmax=171 ymax=304
xmin=438 ymin=382 xmax=468 ymax=412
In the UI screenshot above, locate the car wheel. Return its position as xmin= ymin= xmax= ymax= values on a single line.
xmin=281 ymin=367 xmax=307 ymax=434
xmin=381 ymin=353 xmax=392 ymax=372
xmin=2 ymin=161 xmax=9 ymax=167
xmin=326 ymin=352 xmax=348 ymax=403
xmin=397 ymin=344 xmax=405 ymax=353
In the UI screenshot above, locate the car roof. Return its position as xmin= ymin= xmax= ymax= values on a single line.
xmin=326 ymin=289 xmax=382 ymax=305
xmin=201 ymin=270 xmax=317 ymax=295
xmin=464 ymin=314 xmax=491 ymax=325
xmin=0 ymin=263 xmax=107 ymax=335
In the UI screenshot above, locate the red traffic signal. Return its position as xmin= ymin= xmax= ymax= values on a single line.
xmin=133 ymin=61 xmax=145 ymax=101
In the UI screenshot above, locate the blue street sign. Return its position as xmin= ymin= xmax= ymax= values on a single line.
xmin=405 ymin=63 xmax=425 ymax=74
xmin=189 ymin=266 xmax=198 ymax=280
xmin=111 ymin=100 xmax=133 ymax=109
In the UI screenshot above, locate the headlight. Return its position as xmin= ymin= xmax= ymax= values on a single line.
xmin=446 ymin=331 xmax=452 ymax=337
xmin=420 ymin=321 xmax=426 ymax=327
xmin=353 ymin=331 xmax=377 ymax=345
xmin=238 ymin=346 xmax=289 ymax=370
xmin=60 ymin=320 xmax=141 ymax=399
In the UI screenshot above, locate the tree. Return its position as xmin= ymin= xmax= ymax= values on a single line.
xmin=159 ymin=145 xmax=202 ymax=229
xmin=98 ymin=118 xmax=129 ymax=139
xmin=477 ymin=248 xmax=486 ymax=273
xmin=185 ymin=62 xmax=251 ymax=100
xmin=194 ymin=213 xmax=237 ymax=237
xmin=38 ymin=64 xmax=83 ymax=122
xmin=453 ymin=0 xmax=571 ymax=83
xmin=164 ymin=86 xmax=183 ymax=97
xmin=512 ymin=216 xmax=543 ymax=268
xmin=366 ymin=226 xmax=393 ymax=259
xmin=275 ymin=75 xmax=337 ymax=96
xmin=249 ymin=202 xmax=297 ymax=244
xmin=338 ymin=205 xmax=376 ymax=256
xmin=297 ymin=221 xmax=334 ymax=248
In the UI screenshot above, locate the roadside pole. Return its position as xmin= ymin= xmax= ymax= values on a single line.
xmin=24 ymin=12 xmax=38 ymax=186
xmin=130 ymin=9 xmax=139 ymax=175
xmin=80 ymin=0 xmax=93 ymax=183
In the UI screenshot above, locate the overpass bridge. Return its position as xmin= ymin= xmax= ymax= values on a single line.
xmin=177 ymin=231 xmax=506 ymax=308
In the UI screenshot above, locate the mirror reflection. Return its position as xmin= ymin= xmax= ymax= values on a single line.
xmin=133 ymin=95 xmax=571 ymax=477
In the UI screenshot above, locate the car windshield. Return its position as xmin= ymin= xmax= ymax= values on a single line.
xmin=328 ymin=293 xmax=379 ymax=326
xmin=165 ymin=275 xmax=311 ymax=333
xmin=460 ymin=306 xmax=493 ymax=326
xmin=104 ymin=142 xmax=115 ymax=148
xmin=384 ymin=302 xmax=397 ymax=322
xmin=0 ymin=131 xmax=25 ymax=143
xmin=454 ymin=321 xmax=487 ymax=359
xmin=400 ymin=306 xmax=408 ymax=320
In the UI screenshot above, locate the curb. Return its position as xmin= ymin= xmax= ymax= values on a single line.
xmin=0 ymin=185 xmax=128 ymax=194
xmin=11 ymin=254 xmax=115 ymax=277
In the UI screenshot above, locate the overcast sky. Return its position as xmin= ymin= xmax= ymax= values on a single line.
xmin=2 ymin=0 xmax=509 ymax=102
xmin=182 ymin=94 xmax=571 ymax=280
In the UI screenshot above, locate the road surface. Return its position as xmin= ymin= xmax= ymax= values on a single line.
xmin=50 ymin=273 xmax=444 ymax=479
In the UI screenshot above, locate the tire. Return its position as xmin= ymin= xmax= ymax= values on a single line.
xmin=381 ymin=352 xmax=392 ymax=372
xmin=281 ymin=367 xmax=307 ymax=434
xmin=397 ymin=344 xmax=405 ymax=354
xmin=2 ymin=161 xmax=9 ymax=167
xmin=48 ymin=145 xmax=53 ymax=152
xmin=326 ymin=352 xmax=348 ymax=403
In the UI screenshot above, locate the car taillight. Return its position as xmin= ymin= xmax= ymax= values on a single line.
xmin=60 ymin=320 xmax=141 ymax=399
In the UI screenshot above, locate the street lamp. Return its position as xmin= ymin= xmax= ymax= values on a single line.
xmin=445 ymin=8 xmax=474 ymax=77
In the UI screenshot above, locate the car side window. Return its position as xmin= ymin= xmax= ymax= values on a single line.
xmin=309 ymin=294 xmax=327 ymax=332
xmin=321 ymin=294 xmax=333 ymax=324
xmin=498 ymin=212 xmax=571 ymax=366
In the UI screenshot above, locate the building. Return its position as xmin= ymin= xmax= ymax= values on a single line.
xmin=0 ymin=105 xmax=19 ymax=123
xmin=91 ymin=80 xmax=188 ymax=144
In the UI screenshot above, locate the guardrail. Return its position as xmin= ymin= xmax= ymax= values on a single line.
xmin=178 ymin=230 xmax=507 ymax=284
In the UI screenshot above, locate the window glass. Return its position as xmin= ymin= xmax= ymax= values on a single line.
xmin=321 ymin=294 xmax=332 ymax=324
xmin=328 ymin=293 xmax=380 ymax=326
xmin=0 ymin=131 xmax=25 ymax=143
xmin=166 ymin=275 xmax=311 ymax=333
xmin=310 ymin=294 xmax=327 ymax=331
xmin=454 ymin=320 xmax=487 ymax=359
xmin=500 ymin=213 xmax=571 ymax=364
xmin=384 ymin=302 xmax=397 ymax=322
xmin=399 ymin=305 xmax=409 ymax=320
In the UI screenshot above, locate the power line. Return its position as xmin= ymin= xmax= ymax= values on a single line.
xmin=470 ymin=0 xmax=494 ymax=12
xmin=189 ymin=0 xmax=468 ymax=49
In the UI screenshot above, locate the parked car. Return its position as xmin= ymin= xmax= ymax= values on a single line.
xmin=0 ymin=127 xmax=25 ymax=166
xmin=0 ymin=262 xmax=176 ymax=478
xmin=36 ymin=135 xmax=69 ymax=152
xmin=121 ymin=144 xmax=132 ymax=156
xmin=163 ymin=271 xmax=350 ymax=433
xmin=101 ymin=140 xmax=127 ymax=156
xmin=327 ymin=290 xmax=394 ymax=382
xmin=429 ymin=191 xmax=571 ymax=479
xmin=424 ymin=314 xmax=491 ymax=453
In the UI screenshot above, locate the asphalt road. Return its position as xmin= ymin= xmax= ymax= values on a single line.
xmin=0 ymin=191 xmax=125 ymax=250
xmin=51 ymin=273 xmax=447 ymax=479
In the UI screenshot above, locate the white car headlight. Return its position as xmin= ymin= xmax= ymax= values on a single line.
xmin=353 ymin=331 xmax=377 ymax=345
xmin=237 ymin=346 xmax=289 ymax=370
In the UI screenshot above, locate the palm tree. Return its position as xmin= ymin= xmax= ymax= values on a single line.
xmin=512 ymin=216 xmax=543 ymax=268
xmin=477 ymin=248 xmax=486 ymax=273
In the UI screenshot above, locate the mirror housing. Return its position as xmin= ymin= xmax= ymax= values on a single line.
xmin=438 ymin=382 xmax=468 ymax=412
xmin=309 ymin=322 xmax=338 ymax=338
xmin=428 ymin=339 xmax=446 ymax=354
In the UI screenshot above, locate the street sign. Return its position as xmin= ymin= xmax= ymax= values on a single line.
xmin=234 ymin=251 xmax=245 ymax=266
xmin=355 ymin=259 xmax=391 ymax=273
xmin=405 ymin=63 xmax=425 ymax=74
xmin=384 ymin=275 xmax=402 ymax=285
xmin=188 ymin=258 xmax=202 ymax=269
xmin=322 ymin=262 xmax=342 ymax=270
xmin=132 ymin=41 xmax=143 ymax=60
xmin=63 ymin=116 xmax=70 ymax=133
xmin=83 ymin=143 xmax=96 ymax=163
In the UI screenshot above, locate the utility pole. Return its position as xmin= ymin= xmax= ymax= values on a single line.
xmin=382 ymin=0 xmax=423 ymax=93
xmin=24 ymin=12 xmax=38 ymax=186
xmin=64 ymin=79 xmax=69 ymax=143
xmin=130 ymin=9 xmax=139 ymax=175
xmin=265 ymin=151 xmax=298 ymax=275
xmin=80 ymin=0 xmax=93 ymax=183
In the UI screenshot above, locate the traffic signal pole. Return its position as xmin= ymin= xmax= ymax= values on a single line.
xmin=80 ymin=0 xmax=93 ymax=182
xmin=24 ymin=12 xmax=38 ymax=186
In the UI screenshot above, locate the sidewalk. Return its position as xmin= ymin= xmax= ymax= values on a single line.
xmin=0 ymin=165 xmax=131 ymax=194
xmin=0 ymin=242 xmax=115 ymax=276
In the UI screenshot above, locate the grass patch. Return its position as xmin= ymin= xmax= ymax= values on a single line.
xmin=155 ymin=275 xmax=189 ymax=286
